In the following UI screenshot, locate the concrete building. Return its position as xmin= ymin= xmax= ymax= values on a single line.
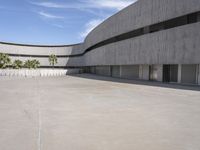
xmin=1 ymin=0 xmax=200 ymax=85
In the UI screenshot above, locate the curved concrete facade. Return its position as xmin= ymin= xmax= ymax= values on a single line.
xmin=1 ymin=0 xmax=200 ymax=84
xmin=0 ymin=42 xmax=84 ymax=67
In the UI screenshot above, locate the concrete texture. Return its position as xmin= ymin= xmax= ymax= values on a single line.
xmin=181 ymin=65 xmax=197 ymax=84
xmin=0 ymin=42 xmax=84 ymax=67
xmin=1 ymin=0 xmax=200 ymax=68
xmin=198 ymin=65 xmax=200 ymax=84
xmin=0 ymin=74 xmax=200 ymax=150
xmin=139 ymin=65 xmax=149 ymax=80
xmin=120 ymin=65 xmax=139 ymax=79
xmin=84 ymin=0 xmax=200 ymax=49
xmin=83 ymin=22 xmax=200 ymax=66
xmin=95 ymin=66 xmax=111 ymax=76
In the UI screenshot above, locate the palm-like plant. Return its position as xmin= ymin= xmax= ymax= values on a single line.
xmin=12 ymin=60 xmax=23 ymax=69
xmin=49 ymin=54 xmax=58 ymax=68
xmin=24 ymin=59 xmax=40 ymax=69
xmin=32 ymin=59 xmax=40 ymax=69
xmin=0 ymin=53 xmax=11 ymax=69
xmin=24 ymin=60 xmax=32 ymax=69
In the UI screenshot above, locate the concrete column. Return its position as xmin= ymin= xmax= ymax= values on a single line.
xmin=139 ymin=65 xmax=143 ymax=79
xmin=198 ymin=65 xmax=200 ymax=85
xmin=178 ymin=64 xmax=182 ymax=83
xmin=139 ymin=65 xmax=149 ymax=80
xmin=156 ymin=65 xmax=163 ymax=82
xmin=119 ymin=65 xmax=122 ymax=78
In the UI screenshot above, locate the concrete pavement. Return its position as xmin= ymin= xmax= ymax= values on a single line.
xmin=0 ymin=74 xmax=200 ymax=150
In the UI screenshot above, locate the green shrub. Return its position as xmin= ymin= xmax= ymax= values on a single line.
xmin=24 ymin=59 xmax=40 ymax=69
xmin=0 ymin=53 xmax=11 ymax=69
xmin=12 ymin=60 xmax=23 ymax=69
xmin=49 ymin=54 xmax=58 ymax=68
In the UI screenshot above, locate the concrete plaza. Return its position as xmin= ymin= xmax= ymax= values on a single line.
xmin=0 ymin=74 xmax=200 ymax=150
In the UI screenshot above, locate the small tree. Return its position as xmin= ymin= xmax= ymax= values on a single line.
xmin=32 ymin=59 xmax=40 ymax=69
xmin=24 ymin=60 xmax=32 ymax=69
xmin=0 ymin=53 xmax=11 ymax=69
xmin=49 ymin=54 xmax=58 ymax=68
xmin=12 ymin=60 xmax=23 ymax=69
xmin=24 ymin=59 xmax=40 ymax=69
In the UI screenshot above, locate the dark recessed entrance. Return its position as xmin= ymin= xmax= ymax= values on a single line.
xmin=163 ymin=65 xmax=178 ymax=83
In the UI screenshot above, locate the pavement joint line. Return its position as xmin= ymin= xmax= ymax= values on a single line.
xmin=36 ymin=79 xmax=42 ymax=150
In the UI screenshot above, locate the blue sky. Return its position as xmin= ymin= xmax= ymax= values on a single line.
xmin=0 ymin=0 xmax=137 ymax=45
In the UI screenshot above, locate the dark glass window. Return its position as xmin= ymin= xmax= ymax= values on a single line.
xmin=187 ymin=13 xmax=198 ymax=23
xmin=197 ymin=12 xmax=200 ymax=21
xmin=149 ymin=23 xmax=164 ymax=33
xmin=164 ymin=16 xmax=187 ymax=29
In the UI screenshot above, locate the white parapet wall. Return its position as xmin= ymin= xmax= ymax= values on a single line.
xmin=0 ymin=69 xmax=81 ymax=77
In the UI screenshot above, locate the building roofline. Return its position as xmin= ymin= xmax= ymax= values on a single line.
xmin=0 ymin=41 xmax=82 ymax=48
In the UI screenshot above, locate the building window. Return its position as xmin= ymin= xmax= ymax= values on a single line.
xmin=149 ymin=23 xmax=164 ymax=33
xmin=164 ymin=16 xmax=187 ymax=30
xmin=197 ymin=12 xmax=200 ymax=21
xmin=187 ymin=13 xmax=198 ymax=24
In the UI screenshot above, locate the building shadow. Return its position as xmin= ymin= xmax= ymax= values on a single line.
xmin=68 ymin=73 xmax=200 ymax=92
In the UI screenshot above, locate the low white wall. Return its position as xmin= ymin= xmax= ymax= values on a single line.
xmin=0 ymin=69 xmax=81 ymax=77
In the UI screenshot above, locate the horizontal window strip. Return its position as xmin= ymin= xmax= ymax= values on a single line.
xmin=4 ymin=53 xmax=81 ymax=58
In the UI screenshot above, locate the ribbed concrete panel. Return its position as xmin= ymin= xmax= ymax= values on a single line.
xmin=181 ymin=65 xmax=197 ymax=84
xmin=95 ymin=66 xmax=111 ymax=76
xmin=85 ymin=0 xmax=200 ymax=47
xmin=149 ymin=65 xmax=163 ymax=82
xmin=121 ymin=65 xmax=139 ymax=79
xmin=139 ymin=65 xmax=149 ymax=80
xmin=111 ymin=66 xmax=120 ymax=78
xmin=83 ymin=23 xmax=200 ymax=66
xmin=0 ymin=43 xmax=81 ymax=56
xmin=0 ymin=42 xmax=84 ymax=67
xmin=84 ymin=0 xmax=200 ymax=49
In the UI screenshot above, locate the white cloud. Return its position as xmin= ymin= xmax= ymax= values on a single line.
xmin=52 ymin=24 xmax=64 ymax=28
xmin=38 ymin=11 xmax=64 ymax=19
xmin=85 ymin=0 xmax=137 ymax=10
xmin=30 ymin=0 xmax=138 ymax=11
xmin=80 ymin=19 xmax=103 ymax=38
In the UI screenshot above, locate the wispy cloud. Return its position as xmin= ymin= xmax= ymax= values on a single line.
xmin=52 ymin=24 xmax=64 ymax=28
xmin=84 ymin=0 xmax=137 ymax=10
xmin=37 ymin=11 xmax=64 ymax=19
xmin=80 ymin=19 xmax=104 ymax=38
xmin=30 ymin=0 xmax=137 ymax=11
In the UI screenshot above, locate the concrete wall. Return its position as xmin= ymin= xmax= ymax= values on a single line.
xmin=95 ymin=66 xmax=111 ymax=76
xmin=111 ymin=66 xmax=120 ymax=78
xmin=181 ymin=65 xmax=197 ymax=84
xmin=1 ymin=0 xmax=200 ymax=82
xmin=120 ymin=65 xmax=139 ymax=79
xmin=0 ymin=42 xmax=84 ymax=67
xmin=83 ymin=22 xmax=200 ymax=66
xmin=139 ymin=65 xmax=149 ymax=80
xmin=149 ymin=65 xmax=163 ymax=82
xmin=198 ymin=65 xmax=200 ymax=85
xmin=84 ymin=0 xmax=200 ymax=50
xmin=0 ymin=43 xmax=79 ymax=56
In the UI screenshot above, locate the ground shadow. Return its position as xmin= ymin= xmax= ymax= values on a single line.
xmin=68 ymin=73 xmax=200 ymax=92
